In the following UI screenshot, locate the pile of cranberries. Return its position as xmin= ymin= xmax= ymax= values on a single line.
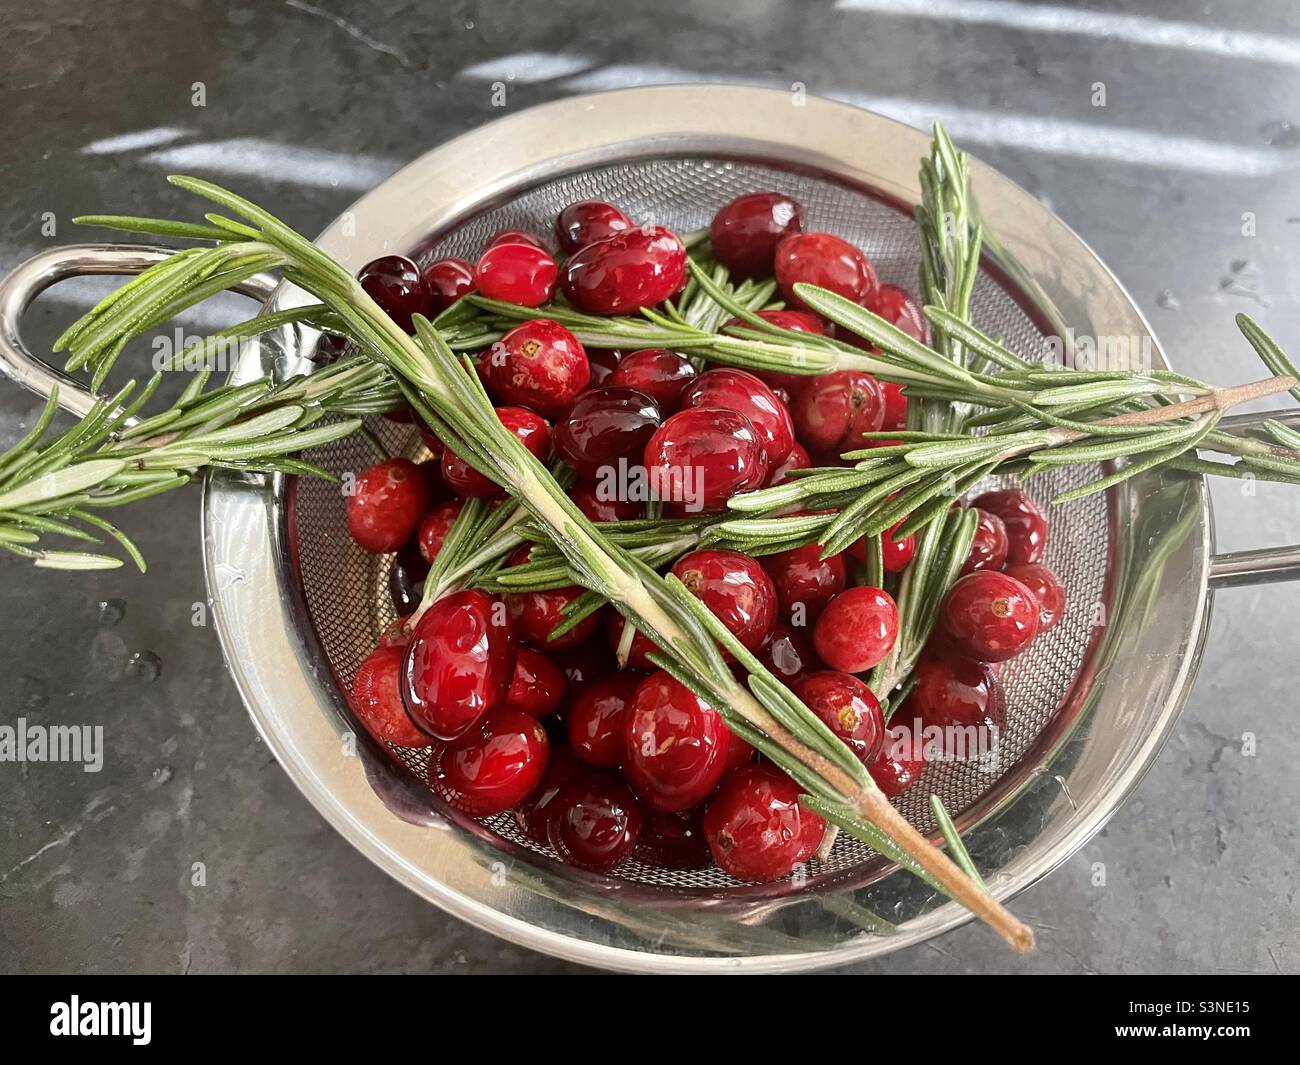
xmin=338 ymin=190 xmax=1066 ymax=884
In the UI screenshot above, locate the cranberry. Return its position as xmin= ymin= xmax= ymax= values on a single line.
xmin=417 ymin=423 xmax=443 ymax=461
xmin=388 ymin=544 xmax=429 ymax=615
xmin=351 ymin=644 xmax=434 ymax=749
xmin=767 ymin=441 xmax=811 ymax=486
xmin=420 ymin=257 xmax=475 ymax=313
xmin=759 ymin=623 xmax=821 ymax=685
xmin=587 ymin=347 xmax=624 ymax=387
xmin=792 ymin=670 xmax=884 ymax=766
xmin=554 ymin=386 xmax=661 ymax=481
xmin=882 ymin=522 xmax=917 ymax=573
xmin=866 ymin=283 xmax=928 ymax=343
xmin=868 ymin=724 xmax=926 ymax=797
xmin=570 ymin=482 xmax=644 ymax=522
xmin=763 ymin=542 xmax=846 ymax=623
xmin=402 ymin=589 xmax=515 ymax=741
xmin=970 ymin=489 xmax=1049 ymax=565
xmin=791 ymin=370 xmax=886 ymax=454
xmin=708 ymin=192 xmax=803 ymax=278
xmin=813 ymin=586 xmax=899 ymax=673
xmin=942 ymin=571 xmax=1040 ymax=662
xmin=623 ymin=671 xmax=731 ymax=811
xmin=429 ymin=707 xmax=549 ymax=817
xmin=605 ymin=613 xmax=661 ymax=671
xmin=681 ymin=368 xmax=795 ymax=465
xmin=416 ymin=498 xmax=465 ymax=564
xmin=634 ymin=807 xmax=711 ymax=869
xmin=488 ymin=228 xmax=548 ymax=250
xmin=358 ymin=255 xmax=430 ymax=332
xmin=514 ymin=746 xmax=584 ymax=843
xmin=547 ymin=776 xmax=643 ymax=870
xmin=903 ymin=651 xmax=1006 ymax=756
xmin=644 ymin=408 xmax=768 ymax=513
xmin=347 ymin=457 xmax=434 ymax=553
xmin=442 ymin=406 xmax=551 ymax=498
xmin=727 ymin=309 xmax=827 ymax=396
xmin=723 ymin=730 xmax=756 ymax=771
xmin=881 ymin=381 xmax=909 ymax=432
xmin=507 ymin=581 xmax=599 ymax=650
xmin=1003 ymin=562 xmax=1066 ymax=631
xmin=671 ymin=549 xmax=777 ymax=655
xmin=551 ymin=641 xmax=615 ymax=694
xmin=568 ymin=672 xmax=642 ymax=768
xmin=962 ymin=508 xmax=1010 ymax=574
xmin=474 ymin=242 xmax=557 ymax=307
xmin=562 ymin=226 xmax=687 ymax=315
xmin=378 ymin=615 xmax=413 ymax=649
xmin=774 ymin=232 xmax=877 ymax=309
xmin=505 ymin=645 xmax=567 ymax=717
xmin=606 ymin=348 xmax=697 ymax=412
xmin=703 ymin=763 xmax=825 ymax=882
xmin=556 ymin=200 xmax=632 ymax=253
xmin=479 ymin=320 xmax=589 ymax=415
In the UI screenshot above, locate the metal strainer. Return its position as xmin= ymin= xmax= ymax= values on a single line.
xmin=3 ymin=87 xmax=1298 ymax=971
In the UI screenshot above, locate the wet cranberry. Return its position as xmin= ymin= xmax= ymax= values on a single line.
xmin=442 ymin=406 xmax=551 ymax=498
xmin=723 ymin=729 xmax=756 ymax=771
xmin=774 ymin=232 xmax=877 ymax=309
xmin=551 ymin=641 xmax=615 ymax=694
xmin=942 ymin=571 xmax=1040 ymax=662
xmin=507 ymin=579 xmax=599 ymax=650
xmin=417 ymin=423 xmax=444 ymax=461
xmin=866 ymin=283 xmax=928 ymax=343
xmin=402 ymin=589 xmax=515 ymax=741
xmin=556 ymin=200 xmax=632 ymax=253
xmin=416 ymin=498 xmax=464 ymax=564
xmin=548 ymin=776 xmax=643 ymax=871
xmin=568 ymin=672 xmax=642 ymax=768
xmin=480 ymin=319 xmax=589 ymax=416
xmin=644 ymin=408 xmax=769 ymax=513
xmin=488 ymin=228 xmax=548 ymax=250
xmin=587 ymin=347 xmax=624 ymax=387
xmin=562 ymin=226 xmax=687 ymax=315
xmin=793 ymin=670 xmax=884 ymax=766
xmin=634 ymin=807 xmax=711 ymax=869
xmin=429 ymin=707 xmax=549 ymax=817
xmin=351 ymin=644 xmax=434 ymax=749
xmin=606 ymin=348 xmax=697 ymax=412
xmin=791 ymin=370 xmax=886 ymax=454
xmin=358 ymin=255 xmax=430 ymax=332
xmin=767 ymin=441 xmax=811 ymax=486
xmin=681 ymin=368 xmax=795 ymax=465
xmin=378 ymin=615 xmax=413 ymax=649
xmin=605 ymin=614 xmax=661 ymax=671
xmin=420 ymin=257 xmax=475 ymax=313
xmin=505 ymin=645 xmax=567 ymax=717
xmin=759 ymin=623 xmax=821 ymax=685
xmin=474 ymin=242 xmax=557 ymax=307
xmin=1003 ymin=562 xmax=1066 ymax=631
xmin=570 ymin=482 xmax=644 ymax=522
xmin=703 ymin=763 xmax=825 ymax=882
xmin=881 ymin=381 xmax=909 ymax=432
xmin=813 ymin=586 xmax=899 ymax=673
xmin=900 ymin=651 xmax=1006 ymax=760
xmin=671 ymin=549 xmax=777 ymax=655
xmin=970 ymin=489 xmax=1049 ymax=565
xmin=347 ymin=457 xmax=434 ymax=553
xmin=709 ymin=192 xmax=803 ymax=278
xmin=868 ymin=724 xmax=926 ymax=797
xmin=763 ymin=542 xmax=847 ymax=622
xmin=514 ymin=746 xmax=584 ymax=842
xmin=962 ymin=508 xmax=1010 ymax=574
xmin=388 ymin=544 xmax=429 ymax=615
xmin=881 ymin=522 xmax=917 ymax=573
xmin=554 ymin=386 xmax=660 ymax=481
xmin=623 ymin=671 xmax=731 ymax=812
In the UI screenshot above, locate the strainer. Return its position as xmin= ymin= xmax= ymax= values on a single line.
xmin=3 ymin=86 xmax=1299 ymax=972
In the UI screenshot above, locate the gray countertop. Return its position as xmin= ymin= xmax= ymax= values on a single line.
xmin=1 ymin=0 xmax=1296 ymax=974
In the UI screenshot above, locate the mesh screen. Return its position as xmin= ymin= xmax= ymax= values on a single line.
xmin=291 ymin=158 xmax=1109 ymax=891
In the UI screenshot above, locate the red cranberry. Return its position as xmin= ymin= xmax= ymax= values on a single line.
xmin=774 ymin=232 xmax=877 ymax=309
xmin=555 ymin=200 xmax=632 ymax=253
xmin=644 ymin=408 xmax=769 ymax=513
xmin=480 ymin=320 xmax=589 ymax=415
xmin=402 ymin=589 xmax=515 ymax=741
xmin=548 ymin=776 xmax=643 ymax=871
xmin=681 ymin=368 xmax=795 ymax=465
xmin=358 ymin=255 xmax=431 ymax=332
xmin=514 ymin=746 xmax=584 ymax=842
xmin=709 ymin=192 xmax=803 ymax=278
xmin=605 ymin=613 xmax=661 ymax=671
xmin=429 ymin=707 xmax=549 ymax=817
xmin=759 ymin=623 xmax=821 ymax=685
xmin=388 ymin=544 xmax=429 ymax=615
xmin=763 ymin=542 xmax=847 ymax=623
xmin=551 ymin=641 xmax=615 ymax=694
xmin=488 ymin=228 xmax=548 ymax=250
xmin=347 ymin=457 xmax=434 ymax=553
xmin=567 ymin=672 xmax=642 ymax=768
xmin=507 ymin=578 xmax=600 ymax=650
xmin=351 ymin=644 xmax=433 ymax=749
xmin=903 ymin=652 xmax=1007 ymax=755
xmin=554 ymin=386 xmax=661 ymax=481
xmin=962 ymin=508 xmax=1010 ymax=574
xmin=792 ymin=670 xmax=884 ymax=766
xmin=474 ymin=242 xmax=557 ymax=307
xmin=868 ymin=724 xmax=926 ymax=797
xmin=416 ymin=498 xmax=465 ymax=564
xmin=623 ymin=671 xmax=731 ymax=812
xmin=570 ymin=482 xmax=644 ymax=522
xmin=378 ymin=615 xmax=413 ymax=649
xmin=881 ymin=381 xmax=909 ymax=432
xmin=587 ymin=347 xmax=624 ymax=387
xmin=970 ymin=489 xmax=1049 ymax=565
xmin=634 ymin=808 xmax=711 ymax=869
xmin=562 ymin=226 xmax=687 ymax=315
xmin=791 ymin=370 xmax=886 ymax=454
xmin=881 ymin=522 xmax=917 ymax=573
xmin=420 ymin=257 xmax=475 ymax=313
xmin=703 ymin=763 xmax=825 ymax=882
xmin=606 ymin=348 xmax=697 ymax=412
xmin=671 ymin=549 xmax=778 ymax=655
xmin=942 ymin=571 xmax=1040 ymax=662
xmin=442 ymin=406 xmax=551 ymax=498
xmin=1003 ymin=562 xmax=1066 ymax=631
xmin=505 ymin=645 xmax=567 ymax=717
xmin=767 ymin=441 xmax=811 ymax=486
xmin=813 ymin=586 xmax=899 ymax=673
xmin=723 ymin=729 xmax=755 ymax=771
xmin=866 ymin=283 xmax=928 ymax=343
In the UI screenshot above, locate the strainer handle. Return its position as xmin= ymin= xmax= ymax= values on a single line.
xmin=1207 ymin=409 xmax=1300 ymax=588
xmin=0 ymin=243 xmax=278 ymax=421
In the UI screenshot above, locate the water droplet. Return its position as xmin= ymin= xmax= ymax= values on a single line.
xmin=1155 ymin=289 xmax=1180 ymax=311
xmin=97 ymin=598 xmax=126 ymax=627
xmin=126 ymin=651 xmax=162 ymax=681
xmin=151 ymin=764 xmax=174 ymax=786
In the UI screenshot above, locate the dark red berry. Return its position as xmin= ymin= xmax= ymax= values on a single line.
xmin=442 ymin=406 xmax=551 ymax=498
xmin=378 ymin=615 xmax=413 ymax=649
xmin=671 ymin=549 xmax=778 ymax=654
xmin=767 ymin=441 xmax=811 ymax=486
xmin=970 ymin=489 xmax=1049 ymax=565
xmin=708 ymin=192 xmax=803 ymax=278
xmin=791 ymin=370 xmax=886 ymax=454
xmin=555 ymin=200 xmax=632 ymax=253
xmin=587 ymin=347 xmax=624 ymax=387
xmin=792 ymin=670 xmax=884 ymax=766
xmin=505 ymin=645 xmax=567 ymax=717
xmin=634 ymin=807 xmax=711 ymax=869
xmin=606 ymin=348 xmax=697 ymax=413
xmin=681 ymin=367 xmax=795 ymax=465
xmin=488 ymin=228 xmax=547 ymax=250
xmin=901 ymin=651 xmax=1006 ymax=759
xmin=882 ymin=522 xmax=917 ymax=573
xmin=569 ymin=481 xmax=644 ymax=522
xmin=359 ymin=255 xmax=430 ymax=332
xmin=727 ymin=309 xmax=826 ymax=398
xmin=554 ymin=386 xmax=660 ymax=481
xmin=942 ymin=571 xmax=1040 ymax=662
xmin=562 ymin=226 xmax=687 ymax=315
xmin=644 ymin=407 xmax=769 ymax=513
xmin=347 ymin=457 xmax=434 ymax=553
xmin=352 ymin=644 xmax=433 ymax=749
xmin=763 ymin=542 xmax=846 ymax=623
xmin=507 ymin=578 xmax=599 ymax=650
xmin=474 ymin=242 xmax=557 ymax=307
xmin=703 ymin=763 xmax=825 ymax=882
xmin=429 ymin=707 xmax=549 ymax=817
xmin=605 ymin=614 xmax=661 ymax=671
xmin=865 ymin=283 xmax=928 ymax=343
xmin=388 ymin=544 xmax=429 ymax=615
xmin=568 ymin=672 xmax=642 ymax=768
xmin=868 ymin=724 xmax=926 ymax=797
xmin=1003 ymin=562 xmax=1066 ymax=630
xmin=759 ymin=622 xmax=821 ymax=685
xmin=774 ymin=232 xmax=877 ymax=309
xmin=480 ymin=319 xmax=589 ymax=416
xmin=962 ymin=508 xmax=1010 ymax=574
xmin=547 ymin=776 xmax=643 ymax=871
xmin=813 ymin=586 xmax=899 ymax=673
xmin=514 ymin=746 xmax=584 ymax=843
xmin=420 ymin=257 xmax=475 ymax=313
xmin=551 ymin=641 xmax=615 ymax=695
xmin=416 ymin=498 xmax=464 ymax=564
xmin=623 ymin=671 xmax=731 ymax=812
xmin=881 ymin=381 xmax=908 ymax=432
